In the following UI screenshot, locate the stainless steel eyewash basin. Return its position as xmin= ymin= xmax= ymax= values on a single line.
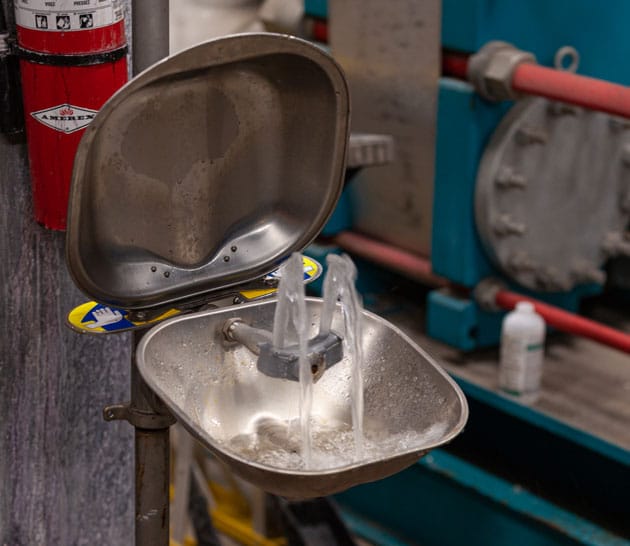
xmin=136 ymin=298 xmax=468 ymax=499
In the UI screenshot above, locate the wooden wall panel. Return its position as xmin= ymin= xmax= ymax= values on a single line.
xmin=0 ymin=120 xmax=133 ymax=545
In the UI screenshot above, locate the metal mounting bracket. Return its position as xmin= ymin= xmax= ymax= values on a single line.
xmin=103 ymin=402 xmax=176 ymax=430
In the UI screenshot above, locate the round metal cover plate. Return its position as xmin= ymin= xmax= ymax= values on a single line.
xmin=67 ymin=33 xmax=349 ymax=309
xmin=475 ymin=98 xmax=630 ymax=292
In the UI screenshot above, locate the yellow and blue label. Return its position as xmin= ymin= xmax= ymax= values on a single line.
xmin=240 ymin=256 xmax=321 ymax=300
xmin=67 ymin=302 xmax=181 ymax=334
xmin=67 ymin=256 xmax=322 ymax=334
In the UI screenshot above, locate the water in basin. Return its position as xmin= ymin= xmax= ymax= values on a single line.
xmin=227 ymin=415 xmax=448 ymax=471
xmin=271 ymin=253 xmax=313 ymax=466
xmin=136 ymin=274 xmax=468 ymax=497
xmin=225 ymin=252 xmax=369 ymax=469
xmin=320 ymin=253 xmax=365 ymax=459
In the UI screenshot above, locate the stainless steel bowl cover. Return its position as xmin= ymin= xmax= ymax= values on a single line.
xmin=136 ymin=298 xmax=468 ymax=499
xmin=66 ymin=34 xmax=350 ymax=310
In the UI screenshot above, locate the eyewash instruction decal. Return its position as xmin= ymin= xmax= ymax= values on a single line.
xmin=67 ymin=257 xmax=322 ymax=334
xmin=264 ymin=256 xmax=321 ymax=283
xmin=241 ymin=256 xmax=322 ymax=301
xmin=67 ymin=302 xmax=181 ymax=334
xmin=31 ymin=104 xmax=98 ymax=133
xmin=15 ymin=0 xmax=124 ymax=32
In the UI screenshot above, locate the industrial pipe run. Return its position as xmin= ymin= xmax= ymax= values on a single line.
xmin=443 ymin=44 xmax=630 ymax=120
xmin=494 ymin=289 xmax=630 ymax=355
xmin=308 ymin=21 xmax=630 ymax=120
xmin=332 ymin=231 xmax=630 ymax=355
xmin=331 ymin=231 xmax=449 ymax=288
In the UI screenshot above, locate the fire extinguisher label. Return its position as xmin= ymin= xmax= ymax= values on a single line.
xmin=15 ymin=0 xmax=123 ymax=32
xmin=31 ymin=103 xmax=98 ymax=133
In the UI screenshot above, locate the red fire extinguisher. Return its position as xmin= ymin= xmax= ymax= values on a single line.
xmin=15 ymin=0 xmax=128 ymax=230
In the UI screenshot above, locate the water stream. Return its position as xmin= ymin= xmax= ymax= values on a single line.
xmin=268 ymin=252 xmax=365 ymax=468
xmin=220 ymin=252 xmax=452 ymax=471
xmin=271 ymin=253 xmax=312 ymax=467
xmin=320 ymin=254 xmax=365 ymax=459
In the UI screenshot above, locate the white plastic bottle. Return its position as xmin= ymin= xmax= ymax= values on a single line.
xmin=499 ymin=301 xmax=546 ymax=401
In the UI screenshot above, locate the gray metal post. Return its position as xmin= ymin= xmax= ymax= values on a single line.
xmin=131 ymin=331 xmax=174 ymax=546
xmin=79 ymin=4 xmax=175 ymax=544
xmin=125 ymin=4 xmax=172 ymax=545
xmin=104 ymin=330 xmax=175 ymax=546
xmin=135 ymin=427 xmax=171 ymax=544
xmin=131 ymin=0 xmax=169 ymax=75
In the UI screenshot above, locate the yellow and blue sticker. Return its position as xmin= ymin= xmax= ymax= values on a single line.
xmin=67 ymin=256 xmax=322 ymax=334
xmin=240 ymin=256 xmax=321 ymax=300
xmin=67 ymin=303 xmax=181 ymax=334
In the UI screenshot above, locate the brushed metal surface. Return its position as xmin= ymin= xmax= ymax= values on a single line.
xmin=136 ymin=298 xmax=468 ymax=499
xmin=0 ymin=136 xmax=133 ymax=545
xmin=329 ymin=0 xmax=440 ymax=256
xmin=67 ymin=33 xmax=350 ymax=310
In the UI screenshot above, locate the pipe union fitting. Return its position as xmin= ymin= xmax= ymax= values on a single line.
xmin=473 ymin=278 xmax=506 ymax=312
xmin=468 ymin=41 xmax=536 ymax=101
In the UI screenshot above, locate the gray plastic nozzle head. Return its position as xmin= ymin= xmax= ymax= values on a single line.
xmin=257 ymin=331 xmax=344 ymax=382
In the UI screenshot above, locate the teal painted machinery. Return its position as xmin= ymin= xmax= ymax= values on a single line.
xmin=303 ymin=1 xmax=630 ymax=545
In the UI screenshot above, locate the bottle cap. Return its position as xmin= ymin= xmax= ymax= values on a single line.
xmin=516 ymin=301 xmax=535 ymax=313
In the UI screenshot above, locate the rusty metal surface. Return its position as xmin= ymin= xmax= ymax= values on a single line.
xmin=329 ymin=0 xmax=440 ymax=256
xmin=0 ymin=108 xmax=132 ymax=546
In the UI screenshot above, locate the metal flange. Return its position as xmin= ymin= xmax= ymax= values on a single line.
xmin=475 ymin=97 xmax=630 ymax=292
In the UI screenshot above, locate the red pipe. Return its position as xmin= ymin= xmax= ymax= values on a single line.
xmin=442 ymin=52 xmax=630 ymax=120
xmin=331 ymin=231 xmax=449 ymax=288
xmin=311 ymin=19 xmax=328 ymax=43
xmin=330 ymin=232 xmax=630 ymax=353
xmin=442 ymin=52 xmax=469 ymax=80
xmin=496 ymin=290 xmax=630 ymax=354
xmin=512 ymin=63 xmax=630 ymax=119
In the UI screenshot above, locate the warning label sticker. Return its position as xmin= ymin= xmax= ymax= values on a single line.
xmin=31 ymin=104 xmax=98 ymax=133
xmin=15 ymin=0 xmax=124 ymax=31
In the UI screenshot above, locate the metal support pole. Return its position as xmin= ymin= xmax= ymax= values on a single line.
xmin=125 ymin=5 xmax=172 ymax=544
xmin=131 ymin=0 xmax=169 ymax=75
xmin=131 ymin=331 xmax=174 ymax=546
xmin=104 ymin=330 xmax=176 ymax=546
xmin=135 ymin=427 xmax=171 ymax=545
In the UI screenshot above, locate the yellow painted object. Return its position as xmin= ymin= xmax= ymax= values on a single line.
xmin=170 ymin=538 xmax=195 ymax=546
xmin=210 ymin=508 xmax=286 ymax=546
xmin=169 ymin=481 xmax=286 ymax=546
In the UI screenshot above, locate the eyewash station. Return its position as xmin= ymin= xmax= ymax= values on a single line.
xmin=63 ymin=28 xmax=467 ymax=545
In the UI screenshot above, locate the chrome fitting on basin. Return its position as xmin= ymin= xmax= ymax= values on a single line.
xmin=222 ymin=318 xmax=343 ymax=382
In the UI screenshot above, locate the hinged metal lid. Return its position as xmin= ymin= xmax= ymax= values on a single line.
xmin=66 ymin=33 xmax=349 ymax=310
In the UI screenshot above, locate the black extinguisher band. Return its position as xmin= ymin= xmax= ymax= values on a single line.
xmin=16 ymin=44 xmax=128 ymax=67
